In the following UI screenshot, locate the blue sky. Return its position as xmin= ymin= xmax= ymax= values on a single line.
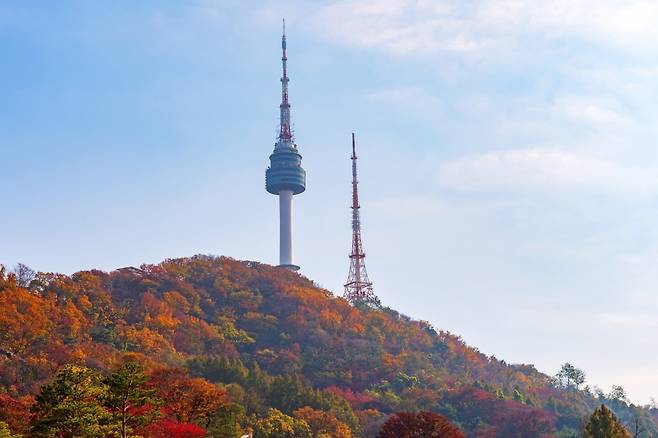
xmin=3 ymin=0 xmax=658 ymax=403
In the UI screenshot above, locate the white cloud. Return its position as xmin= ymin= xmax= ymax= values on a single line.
xmin=313 ymin=0 xmax=495 ymax=55
xmin=312 ymin=0 xmax=658 ymax=56
xmin=550 ymin=96 xmax=631 ymax=126
xmin=435 ymin=147 xmax=658 ymax=196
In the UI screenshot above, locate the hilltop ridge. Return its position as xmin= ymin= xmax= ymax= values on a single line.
xmin=0 ymin=255 xmax=655 ymax=436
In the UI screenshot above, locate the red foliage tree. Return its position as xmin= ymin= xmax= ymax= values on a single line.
xmin=0 ymin=393 xmax=34 ymax=434
xmin=378 ymin=411 xmax=465 ymax=438
xmin=140 ymin=418 xmax=207 ymax=438
xmin=326 ymin=386 xmax=375 ymax=409
xmin=494 ymin=408 xmax=555 ymax=437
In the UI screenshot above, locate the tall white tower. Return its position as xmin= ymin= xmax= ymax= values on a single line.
xmin=265 ymin=20 xmax=306 ymax=271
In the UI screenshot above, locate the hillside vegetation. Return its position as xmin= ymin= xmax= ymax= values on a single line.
xmin=0 ymin=255 xmax=655 ymax=437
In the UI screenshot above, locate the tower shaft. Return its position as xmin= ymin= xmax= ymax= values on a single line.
xmin=344 ymin=133 xmax=377 ymax=305
xmin=279 ymin=190 xmax=294 ymax=266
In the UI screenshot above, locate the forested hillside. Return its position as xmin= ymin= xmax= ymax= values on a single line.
xmin=0 ymin=255 xmax=655 ymax=437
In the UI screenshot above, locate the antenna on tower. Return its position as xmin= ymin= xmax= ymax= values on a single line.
xmin=278 ymin=17 xmax=292 ymax=142
xmin=344 ymin=133 xmax=379 ymax=307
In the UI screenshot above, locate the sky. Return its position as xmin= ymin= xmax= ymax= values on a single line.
xmin=3 ymin=0 xmax=658 ymax=403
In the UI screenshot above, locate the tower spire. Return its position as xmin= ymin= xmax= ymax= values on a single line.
xmin=344 ymin=133 xmax=378 ymax=306
xmin=279 ymin=18 xmax=292 ymax=141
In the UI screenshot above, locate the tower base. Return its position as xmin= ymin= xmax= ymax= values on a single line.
xmin=277 ymin=264 xmax=300 ymax=271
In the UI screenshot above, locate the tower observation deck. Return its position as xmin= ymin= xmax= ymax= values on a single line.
xmin=265 ymin=20 xmax=306 ymax=271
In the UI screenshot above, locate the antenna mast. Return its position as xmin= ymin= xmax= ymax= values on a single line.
xmin=344 ymin=133 xmax=378 ymax=306
xmin=279 ymin=18 xmax=292 ymax=141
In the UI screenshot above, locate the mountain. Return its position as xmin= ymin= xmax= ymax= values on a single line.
xmin=0 ymin=255 xmax=655 ymax=437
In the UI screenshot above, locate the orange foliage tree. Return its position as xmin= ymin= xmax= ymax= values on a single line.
xmin=293 ymin=406 xmax=353 ymax=438
xmin=148 ymin=367 xmax=228 ymax=426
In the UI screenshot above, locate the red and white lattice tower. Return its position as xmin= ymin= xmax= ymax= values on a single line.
xmin=344 ymin=133 xmax=378 ymax=306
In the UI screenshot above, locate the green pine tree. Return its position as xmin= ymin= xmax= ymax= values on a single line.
xmin=207 ymin=403 xmax=246 ymax=438
xmin=584 ymin=404 xmax=630 ymax=438
xmin=30 ymin=364 xmax=119 ymax=438
xmin=102 ymin=362 xmax=160 ymax=438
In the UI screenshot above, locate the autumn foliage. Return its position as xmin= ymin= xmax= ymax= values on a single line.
xmin=0 ymin=393 xmax=33 ymax=434
xmin=378 ymin=411 xmax=465 ymax=437
xmin=141 ymin=419 xmax=207 ymax=438
xmin=293 ymin=406 xmax=353 ymax=437
xmin=584 ymin=404 xmax=631 ymax=438
xmin=147 ymin=367 xmax=228 ymax=425
xmin=0 ymin=256 xmax=655 ymax=436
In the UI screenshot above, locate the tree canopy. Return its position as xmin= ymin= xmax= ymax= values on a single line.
xmin=378 ymin=411 xmax=465 ymax=438
xmin=584 ymin=404 xmax=631 ymax=438
xmin=0 ymin=256 xmax=656 ymax=436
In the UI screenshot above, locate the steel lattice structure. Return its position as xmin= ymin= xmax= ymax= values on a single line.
xmin=344 ymin=133 xmax=378 ymax=306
